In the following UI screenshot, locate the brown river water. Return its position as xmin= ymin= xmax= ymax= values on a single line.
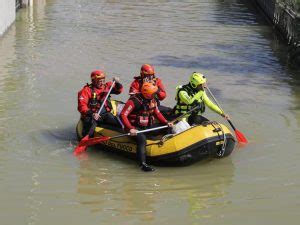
xmin=0 ymin=0 xmax=300 ymax=224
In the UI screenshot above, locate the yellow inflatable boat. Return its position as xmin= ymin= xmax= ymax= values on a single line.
xmin=76 ymin=116 xmax=236 ymax=166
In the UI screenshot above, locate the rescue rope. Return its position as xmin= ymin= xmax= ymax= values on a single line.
xmin=211 ymin=121 xmax=227 ymax=157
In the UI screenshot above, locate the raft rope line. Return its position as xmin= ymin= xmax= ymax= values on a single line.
xmin=158 ymin=121 xmax=228 ymax=153
xmin=158 ymin=123 xmax=195 ymax=146
xmin=95 ymin=131 xmax=170 ymax=147
xmin=158 ymin=133 xmax=175 ymax=146
xmin=211 ymin=121 xmax=227 ymax=157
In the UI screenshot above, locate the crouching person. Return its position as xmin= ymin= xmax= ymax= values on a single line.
xmin=174 ymin=72 xmax=229 ymax=125
xmin=78 ymin=70 xmax=123 ymax=136
xmin=120 ymin=82 xmax=173 ymax=172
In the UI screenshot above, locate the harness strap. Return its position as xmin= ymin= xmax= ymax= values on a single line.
xmin=87 ymin=84 xmax=113 ymax=113
xmin=130 ymin=95 xmax=157 ymax=128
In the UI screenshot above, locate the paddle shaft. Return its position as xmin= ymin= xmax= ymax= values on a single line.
xmin=207 ymin=85 xmax=248 ymax=144
xmin=205 ymin=86 xmax=225 ymax=115
xmin=88 ymin=80 xmax=116 ymax=137
xmin=91 ymin=107 xmax=199 ymax=142
xmin=84 ymin=107 xmax=201 ymax=144
xmin=109 ymin=125 xmax=169 ymax=140
xmin=78 ymin=104 xmax=201 ymax=149
xmin=170 ymin=105 xmax=200 ymax=123
xmin=206 ymin=86 xmax=237 ymax=131
xmin=109 ymin=106 xmax=199 ymax=139
xmin=226 ymin=119 xmax=236 ymax=130
xmin=83 ymin=125 xmax=169 ymax=145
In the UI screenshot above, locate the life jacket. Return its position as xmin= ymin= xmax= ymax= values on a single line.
xmin=87 ymin=83 xmax=113 ymax=114
xmin=174 ymin=84 xmax=205 ymax=115
xmin=128 ymin=94 xmax=157 ymax=128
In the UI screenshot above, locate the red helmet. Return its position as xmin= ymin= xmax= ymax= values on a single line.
xmin=91 ymin=70 xmax=105 ymax=81
xmin=140 ymin=64 xmax=155 ymax=77
xmin=141 ymin=82 xmax=158 ymax=99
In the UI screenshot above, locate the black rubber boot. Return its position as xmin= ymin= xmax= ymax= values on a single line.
xmin=140 ymin=162 xmax=155 ymax=172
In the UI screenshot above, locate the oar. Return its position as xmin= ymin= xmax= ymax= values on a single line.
xmin=205 ymin=86 xmax=248 ymax=144
xmin=74 ymin=105 xmax=201 ymax=152
xmin=76 ymin=125 xmax=169 ymax=149
xmin=74 ymin=81 xmax=116 ymax=155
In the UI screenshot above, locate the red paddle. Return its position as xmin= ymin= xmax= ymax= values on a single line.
xmin=74 ymin=125 xmax=169 ymax=155
xmin=74 ymin=81 xmax=116 ymax=155
xmin=226 ymin=119 xmax=248 ymax=144
xmin=205 ymin=86 xmax=248 ymax=144
xmin=74 ymin=105 xmax=202 ymax=155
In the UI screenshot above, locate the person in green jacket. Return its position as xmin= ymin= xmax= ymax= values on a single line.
xmin=174 ymin=72 xmax=229 ymax=125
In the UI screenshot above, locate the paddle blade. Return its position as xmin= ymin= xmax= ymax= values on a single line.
xmin=234 ymin=129 xmax=248 ymax=144
xmin=73 ymin=135 xmax=89 ymax=155
xmin=80 ymin=136 xmax=110 ymax=146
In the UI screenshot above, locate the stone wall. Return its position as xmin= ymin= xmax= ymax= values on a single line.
xmin=252 ymin=0 xmax=299 ymax=47
xmin=252 ymin=0 xmax=300 ymax=65
xmin=0 ymin=0 xmax=16 ymax=36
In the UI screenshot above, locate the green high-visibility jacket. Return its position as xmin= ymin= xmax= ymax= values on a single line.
xmin=175 ymin=84 xmax=223 ymax=116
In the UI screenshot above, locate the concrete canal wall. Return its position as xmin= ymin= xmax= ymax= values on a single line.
xmin=252 ymin=0 xmax=299 ymax=45
xmin=0 ymin=0 xmax=31 ymax=36
xmin=0 ymin=0 xmax=15 ymax=36
xmin=251 ymin=0 xmax=300 ymax=63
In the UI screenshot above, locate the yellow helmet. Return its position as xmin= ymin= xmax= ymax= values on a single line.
xmin=189 ymin=72 xmax=206 ymax=88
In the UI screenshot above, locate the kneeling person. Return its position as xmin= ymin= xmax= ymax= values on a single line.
xmin=120 ymin=82 xmax=172 ymax=172
xmin=77 ymin=70 xmax=123 ymax=136
xmin=174 ymin=72 xmax=229 ymax=125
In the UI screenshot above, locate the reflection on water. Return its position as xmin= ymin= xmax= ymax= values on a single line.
xmin=76 ymin=154 xmax=234 ymax=223
xmin=0 ymin=0 xmax=300 ymax=224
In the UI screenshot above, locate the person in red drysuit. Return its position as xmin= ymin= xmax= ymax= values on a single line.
xmin=120 ymin=82 xmax=173 ymax=172
xmin=129 ymin=64 xmax=166 ymax=101
xmin=78 ymin=70 xmax=123 ymax=136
